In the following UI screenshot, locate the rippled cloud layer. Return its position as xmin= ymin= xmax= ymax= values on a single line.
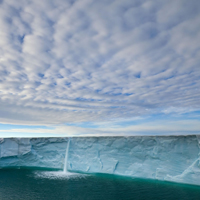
xmin=0 ymin=0 xmax=200 ymax=133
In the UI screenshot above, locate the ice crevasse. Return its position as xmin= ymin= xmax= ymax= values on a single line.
xmin=0 ymin=136 xmax=200 ymax=186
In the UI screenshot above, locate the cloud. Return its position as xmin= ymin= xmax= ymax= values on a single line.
xmin=1 ymin=119 xmax=200 ymax=137
xmin=0 ymin=0 xmax=199 ymax=127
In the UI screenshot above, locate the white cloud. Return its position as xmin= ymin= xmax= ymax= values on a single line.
xmin=0 ymin=0 xmax=199 ymax=127
xmin=0 ymin=119 xmax=200 ymax=137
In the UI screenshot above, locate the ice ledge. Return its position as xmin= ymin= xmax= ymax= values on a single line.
xmin=0 ymin=136 xmax=200 ymax=186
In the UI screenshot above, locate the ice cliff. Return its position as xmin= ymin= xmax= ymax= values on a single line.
xmin=0 ymin=136 xmax=200 ymax=186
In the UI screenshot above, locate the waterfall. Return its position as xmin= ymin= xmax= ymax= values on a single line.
xmin=63 ymin=138 xmax=71 ymax=173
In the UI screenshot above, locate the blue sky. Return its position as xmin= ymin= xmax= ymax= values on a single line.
xmin=0 ymin=0 xmax=200 ymax=137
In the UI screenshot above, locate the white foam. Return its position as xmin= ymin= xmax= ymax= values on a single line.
xmin=33 ymin=171 xmax=87 ymax=180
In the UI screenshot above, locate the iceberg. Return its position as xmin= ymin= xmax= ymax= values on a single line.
xmin=0 ymin=136 xmax=200 ymax=186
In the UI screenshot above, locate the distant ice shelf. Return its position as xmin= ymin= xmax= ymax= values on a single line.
xmin=0 ymin=136 xmax=200 ymax=186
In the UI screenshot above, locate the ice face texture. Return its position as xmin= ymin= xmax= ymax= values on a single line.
xmin=0 ymin=138 xmax=67 ymax=169
xmin=0 ymin=136 xmax=200 ymax=186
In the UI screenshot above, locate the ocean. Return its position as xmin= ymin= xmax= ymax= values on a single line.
xmin=0 ymin=169 xmax=200 ymax=200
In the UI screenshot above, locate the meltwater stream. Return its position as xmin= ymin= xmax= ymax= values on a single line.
xmin=63 ymin=138 xmax=71 ymax=173
xmin=32 ymin=138 xmax=85 ymax=181
xmin=33 ymin=138 xmax=80 ymax=180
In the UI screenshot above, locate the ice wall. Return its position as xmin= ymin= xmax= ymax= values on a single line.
xmin=68 ymin=136 xmax=200 ymax=186
xmin=0 ymin=138 xmax=68 ymax=169
xmin=0 ymin=136 xmax=200 ymax=186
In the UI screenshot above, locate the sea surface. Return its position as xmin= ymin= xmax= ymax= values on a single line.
xmin=0 ymin=169 xmax=200 ymax=200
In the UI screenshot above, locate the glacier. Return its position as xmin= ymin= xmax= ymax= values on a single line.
xmin=0 ymin=136 xmax=200 ymax=186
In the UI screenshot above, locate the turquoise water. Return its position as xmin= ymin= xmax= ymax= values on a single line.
xmin=0 ymin=169 xmax=200 ymax=200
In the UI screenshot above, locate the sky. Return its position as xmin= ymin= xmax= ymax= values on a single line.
xmin=0 ymin=0 xmax=200 ymax=137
